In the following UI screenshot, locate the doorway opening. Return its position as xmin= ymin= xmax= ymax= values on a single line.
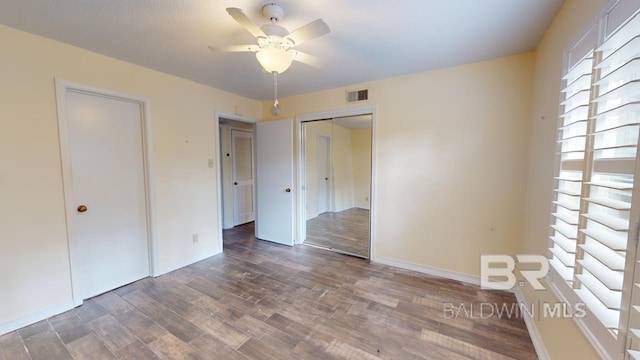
xmin=219 ymin=118 xmax=256 ymax=230
xmin=216 ymin=114 xmax=297 ymax=251
xmin=299 ymin=112 xmax=374 ymax=259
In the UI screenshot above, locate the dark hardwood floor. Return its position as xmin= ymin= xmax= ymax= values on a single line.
xmin=0 ymin=222 xmax=536 ymax=359
xmin=306 ymin=208 xmax=370 ymax=258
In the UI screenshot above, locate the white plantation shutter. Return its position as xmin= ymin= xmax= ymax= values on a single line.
xmin=547 ymin=2 xmax=640 ymax=358
xmin=579 ymin=10 xmax=640 ymax=337
xmin=602 ymin=8 xmax=640 ymax=359
xmin=549 ymin=51 xmax=594 ymax=284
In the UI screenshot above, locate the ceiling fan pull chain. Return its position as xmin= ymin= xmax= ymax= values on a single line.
xmin=272 ymin=71 xmax=280 ymax=116
xmin=274 ymin=71 xmax=278 ymax=100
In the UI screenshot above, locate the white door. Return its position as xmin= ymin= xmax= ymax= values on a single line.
xmin=65 ymin=90 xmax=150 ymax=301
xmin=317 ymin=135 xmax=330 ymax=214
xmin=256 ymin=119 xmax=294 ymax=246
xmin=231 ymin=129 xmax=255 ymax=225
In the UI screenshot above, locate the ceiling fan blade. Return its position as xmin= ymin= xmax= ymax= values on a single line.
xmin=208 ymin=45 xmax=260 ymax=53
xmin=289 ymin=50 xmax=324 ymax=68
xmin=286 ymin=19 xmax=330 ymax=46
xmin=226 ymin=8 xmax=266 ymax=38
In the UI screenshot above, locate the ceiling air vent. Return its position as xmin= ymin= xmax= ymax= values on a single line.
xmin=346 ymin=88 xmax=368 ymax=103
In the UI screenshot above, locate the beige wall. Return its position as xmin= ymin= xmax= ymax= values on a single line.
xmin=0 ymin=25 xmax=260 ymax=331
xmin=351 ymin=129 xmax=372 ymax=209
xmin=520 ymin=0 xmax=607 ymax=359
xmin=264 ymin=52 xmax=534 ymax=276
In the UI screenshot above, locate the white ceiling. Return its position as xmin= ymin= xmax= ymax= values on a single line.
xmin=0 ymin=1 xmax=564 ymax=101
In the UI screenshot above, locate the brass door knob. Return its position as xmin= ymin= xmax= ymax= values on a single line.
xmin=77 ymin=205 xmax=88 ymax=213
xmin=285 ymin=188 xmax=291 ymax=193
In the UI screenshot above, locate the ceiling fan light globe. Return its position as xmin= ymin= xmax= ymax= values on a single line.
xmin=256 ymin=48 xmax=293 ymax=74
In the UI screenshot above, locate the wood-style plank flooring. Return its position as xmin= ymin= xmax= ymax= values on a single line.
xmin=0 ymin=222 xmax=536 ymax=359
xmin=306 ymin=208 xmax=370 ymax=258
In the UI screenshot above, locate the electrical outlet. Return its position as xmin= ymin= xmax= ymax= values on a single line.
xmin=208 ymin=159 xmax=214 ymax=168
xmin=192 ymin=233 xmax=199 ymax=243
xmin=365 ymin=196 xmax=369 ymax=202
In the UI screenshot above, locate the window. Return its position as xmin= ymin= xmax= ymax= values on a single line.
xmin=547 ymin=1 xmax=640 ymax=358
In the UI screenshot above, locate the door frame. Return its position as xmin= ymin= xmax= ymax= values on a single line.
xmin=295 ymin=105 xmax=377 ymax=259
xmin=214 ymin=112 xmax=258 ymax=249
xmin=55 ymin=79 xmax=158 ymax=306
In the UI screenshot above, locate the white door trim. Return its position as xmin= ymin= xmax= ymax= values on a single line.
xmin=55 ymin=79 xmax=158 ymax=306
xmin=214 ymin=112 xmax=258 ymax=250
xmin=295 ymin=105 xmax=377 ymax=260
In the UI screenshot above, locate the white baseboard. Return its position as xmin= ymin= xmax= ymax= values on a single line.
xmin=511 ymin=287 xmax=550 ymax=360
xmin=0 ymin=301 xmax=75 ymax=336
xmin=155 ymin=248 xmax=222 ymax=277
xmin=372 ymin=255 xmax=481 ymax=286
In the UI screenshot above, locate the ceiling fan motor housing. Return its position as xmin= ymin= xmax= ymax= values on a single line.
xmin=262 ymin=3 xmax=284 ymax=23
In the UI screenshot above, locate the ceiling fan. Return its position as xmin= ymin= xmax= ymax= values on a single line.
xmin=209 ymin=3 xmax=330 ymax=73
xmin=209 ymin=3 xmax=330 ymax=115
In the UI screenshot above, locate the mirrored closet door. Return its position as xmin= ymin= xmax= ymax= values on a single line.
xmin=302 ymin=115 xmax=372 ymax=258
